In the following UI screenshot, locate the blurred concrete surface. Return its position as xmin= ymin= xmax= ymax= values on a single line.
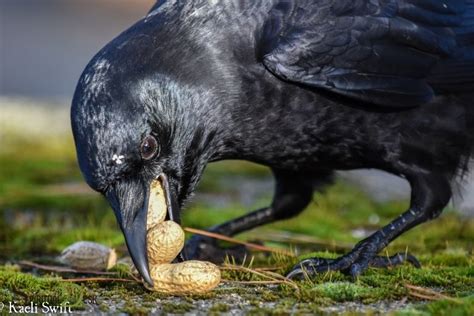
xmin=339 ymin=170 xmax=474 ymax=217
xmin=0 ymin=0 xmax=154 ymax=99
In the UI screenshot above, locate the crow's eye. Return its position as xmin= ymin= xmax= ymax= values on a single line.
xmin=140 ymin=135 xmax=159 ymax=160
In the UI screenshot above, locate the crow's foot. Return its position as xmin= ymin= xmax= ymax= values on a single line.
xmin=183 ymin=234 xmax=249 ymax=264
xmin=287 ymin=251 xmax=420 ymax=280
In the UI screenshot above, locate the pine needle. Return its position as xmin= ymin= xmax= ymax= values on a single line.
xmin=404 ymin=283 xmax=462 ymax=303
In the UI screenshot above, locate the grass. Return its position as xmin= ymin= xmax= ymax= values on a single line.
xmin=0 ymin=99 xmax=473 ymax=314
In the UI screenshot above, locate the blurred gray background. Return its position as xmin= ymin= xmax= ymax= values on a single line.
xmin=0 ymin=0 xmax=154 ymax=99
xmin=0 ymin=0 xmax=472 ymax=216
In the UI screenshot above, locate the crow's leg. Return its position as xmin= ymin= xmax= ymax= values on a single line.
xmin=287 ymin=173 xmax=451 ymax=279
xmin=184 ymin=170 xmax=332 ymax=262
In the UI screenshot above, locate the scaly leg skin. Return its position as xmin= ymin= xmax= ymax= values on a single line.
xmin=184 ymin=170 xmax=332 ymax=263
xmin=287 ymin=174 xmax=451 ymax=279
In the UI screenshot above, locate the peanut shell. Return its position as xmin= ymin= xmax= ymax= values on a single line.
xmin=59 ymin=241 xmax=117 ymax=271
xmin=147 ymin=179 xmax=167 ymax=230
xmin=147 ymin=221 xmax=184 ymax=265
xmin=146 ymin=177 xmax=221 ymax=294
xmin=148 ymin=261 xmax=221 ymax=294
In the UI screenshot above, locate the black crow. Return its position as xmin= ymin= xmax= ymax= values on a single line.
xmin=71 ymin=0 xmax=474 ymax=284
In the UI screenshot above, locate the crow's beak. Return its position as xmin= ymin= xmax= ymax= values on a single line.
xmin=157 ymin=174 xmax=185 ymax=263
xmin=106 ymin=174 xmax=180 ymax=287
xmin=157 ymin=174 xmax=181 ymax=224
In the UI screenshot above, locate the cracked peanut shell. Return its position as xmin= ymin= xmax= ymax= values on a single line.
xmin=59 ymin=241 xmax=117 ymax=271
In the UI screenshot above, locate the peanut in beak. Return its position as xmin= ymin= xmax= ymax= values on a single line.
xmin=145 ymin=179 xmax=221 ymax=294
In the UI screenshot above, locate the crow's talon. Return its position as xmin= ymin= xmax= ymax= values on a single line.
xmin=286 ymin=257 xmax=341 ymax=280
xmin=348 ymin=262 xmax=365 ymax=278
xmin=368 ymin=252 xmax=421 ymax=269
xmin=183 ymin=234 xmax=249 ymax=264
xmin=287 ymin=252 xmax=421 ymax=280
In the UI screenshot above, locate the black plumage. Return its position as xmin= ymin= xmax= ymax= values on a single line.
xmin=71 ymin=0 xmax=474 ymax=283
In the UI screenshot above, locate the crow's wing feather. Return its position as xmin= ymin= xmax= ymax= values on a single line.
xmin=261 ymin=0 xmax=474 ymax=108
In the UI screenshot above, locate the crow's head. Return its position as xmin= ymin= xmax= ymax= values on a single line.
xmin=71 ymin=25 xmax=221 ymax=284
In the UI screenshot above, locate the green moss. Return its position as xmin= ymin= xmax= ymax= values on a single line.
xmin=260 ymin=289 xmax=280 ymax=301
xmin=209 ymin=302 xmax=230 ymax=313
xmin=247 ymin=307 xmax=281 ymax=316
xmin=0 ymin=288 xmax=14 ymax=303
xmin=98 ymin=302 xmax=110 ymax=312
xmin=419 ymin=250 xmax=472 ymax=268
xmin=0 ymin=266 xmax=88 ymax=309
xmin=161 ymin=301 xmax=193 ymax=314
xmin=398 ymin=295 xmax=474 ymax=316
xmin=121 ymin=300 xmax=150 ymax=315
xmin=109 ymin=263 xmax=135 ymax=279
xmin=421 ymin=295 xmax=474 ymax=316
xmin=312 ymin=282 xmax=380 ymax=303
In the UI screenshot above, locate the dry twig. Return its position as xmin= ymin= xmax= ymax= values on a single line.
xmin=404 ymin=283 xmax=461 ymax=303
xmin=18 ymin=260 xmax=116 ymax=275
xmin=62 ymin=277 xmax=137 ymax=283
xmin=184 ymin=227 xmax=295 ymax=257
xmin=222 ymin=280 xmax=287 ymax=285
